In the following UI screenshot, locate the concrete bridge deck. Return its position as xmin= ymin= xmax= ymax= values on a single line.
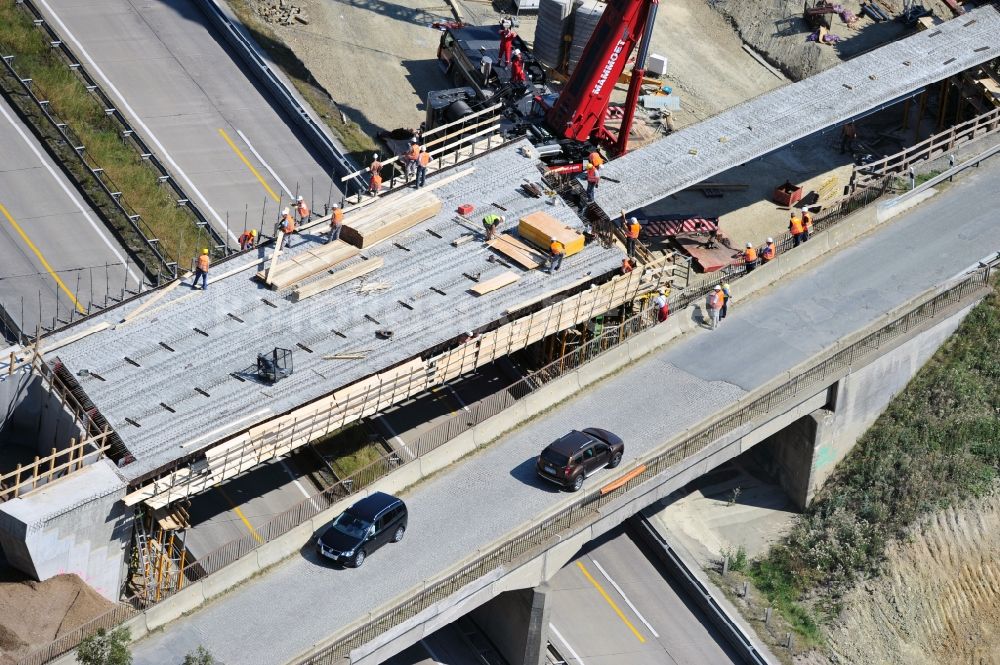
xmin=123 ymin=141 xmax=1000 ymax=665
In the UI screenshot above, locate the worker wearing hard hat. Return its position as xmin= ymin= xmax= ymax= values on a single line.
xmin=653 ymin=289 xmax=669 ymax=323
xmin=584 ymin=160 xmax=600 ymax=203
xmin=415 ymin=145 xmax=431 ymax=189
xmin=193 ymin=248 xmax=210 ymax=291
xmin=278 ymin=207 xmax=297 ymax=247
xmin=708 ymin=285 xmax=724 ymax=330
xmin=548 ymin=236 xmax=565 ymax=274
xmin=510 ymin=50 xmax=527 ymax=85
xmin=743 ymin=242 xmax=757 ymax=273
xmin=327 ymin=203 xmax=344 ymax=244
xmin=295 ymin=195 xmax=310 ymax=225
xmin=720 ymin=282 xmax=732 ymax=321
xmin=498 ymin=23 xmax=516 ymax=68
xmin=761 ymin=237 xmax=777 ymax=263
xmin=238 ymin=228 xmax=257 ymax=251
xmin=624 ymin=216 xmax=641 ymax=257
xmin=482 ymin=213 xmax=505 ymax=241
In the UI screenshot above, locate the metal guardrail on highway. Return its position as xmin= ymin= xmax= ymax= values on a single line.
xmin=293 ymin=262 xmax=995 ymax=664
xmin=194 ymin=0 xmax=361 ymax=192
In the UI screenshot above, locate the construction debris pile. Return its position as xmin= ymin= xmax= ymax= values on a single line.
xmin=250 ymin=0 xmax=309 ymax=26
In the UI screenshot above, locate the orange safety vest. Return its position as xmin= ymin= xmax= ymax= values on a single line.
xmin=238 ymin=231 xmax=254 ymax=246
xmin=418 ymin=151 xmax=430 ymax=167
xmin=282 ymin=214 xmax=296 ymax=234
xmin=626 ymin=222 xmax=641 ymax=239
xmin=371 ymin=173 xmax=383 ymax=189
xmin=332 ymin=208 xmax=344 ymax=225
xmin=588 ymin=151 xmax=604 ymax=168
xmin=550 ymin=241 xmax=565 ymax=255
xmin=789 ymin=217 xmax=803 ymax=235
xmin=197 ymin=254 xmax=210 ymax=271
xmin=802 ymin=211 xmax=813 ymax=230
xmin=712 ymin=291 xmax=724 ymax=309
xmin=296 ymin=201 xmax=310 ymax=218
xmin=586 ymin=167 xmax=600 ymax=184
xmin=744 ymin=246 xmax=757 ymax=262
xmin=762 ymin=243 xmax=776 ymax=261
xmin=408 ymin=144 xmax=420 ymax=160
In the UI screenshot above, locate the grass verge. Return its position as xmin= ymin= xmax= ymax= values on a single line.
xmin=748 ymin=278 xmax=1000 ymax=639
xmin=0 ymin=3 xmax=211 ymax=272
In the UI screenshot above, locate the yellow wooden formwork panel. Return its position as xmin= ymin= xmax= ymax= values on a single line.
xmin=518 ymin=212 xmax=585 ymax=256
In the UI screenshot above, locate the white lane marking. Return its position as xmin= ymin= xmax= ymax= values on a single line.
xmin=376 ymin=415 xmax=414 ymax=458
xmin=0 ymin=102 xmax=142 ymax=287
xmin=236 ymin=129 xmax=294 ymax=199
xmin=419 ymin=638 xmax=443 ymax=664
xmin=446 ymin=385 xmax=470 ymax=412
xmin=35 ymin=0 xmax=238 ymax=243
xmin=279 ymin=459 xmax=319 ymax=511
xmin=549 ymin=623 xmax=587 ymax=665
xmin=591 ymin=558 xmax=660 ymax=638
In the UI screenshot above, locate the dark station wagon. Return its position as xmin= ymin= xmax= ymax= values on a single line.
xmin=536 ymin=428 xmax=625 ymax=492
xmin=316 ymin=492 xmax=407 ymax=567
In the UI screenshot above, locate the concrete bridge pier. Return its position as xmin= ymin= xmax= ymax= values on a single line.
xmin=470 ymin=583 xmax=551 ymax=665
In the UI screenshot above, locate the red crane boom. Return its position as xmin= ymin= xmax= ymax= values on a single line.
xmin=545 ymin=0 xmax=660 ymax=156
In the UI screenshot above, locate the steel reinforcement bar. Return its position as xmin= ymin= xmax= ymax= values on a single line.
xmin=293 ymin=262 xmax=994 ymax=665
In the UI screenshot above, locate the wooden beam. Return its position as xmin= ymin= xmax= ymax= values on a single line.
xmin=470 ymin=271 xmax=520 ymax=295
xmin=117 ymin=274 xmax=189 ymax=327
xmin=43 ymin=322 xmax=110 ymax=352
xmin=264 ymin=231 xmax=285 ymax=286
xmin=486 ymin=235 xmax=546 ymax=270
xmin=291 ymin=257 xmax=385 ymax=302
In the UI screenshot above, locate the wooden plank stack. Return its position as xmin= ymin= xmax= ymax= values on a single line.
xmin=255 ymin=240 xmax=359 ymax=290
xmin=291 ymin=257 xmax=384 ymax=302
xmin=470 ymin=271 xmax=520 ymax=295
xmin=517 ymin=211 xmax=585 ymax=257
xmin=340 ymin=193 xmax=443 ymax=249
xmin=486 ymin=234 xmax=547 ymax=270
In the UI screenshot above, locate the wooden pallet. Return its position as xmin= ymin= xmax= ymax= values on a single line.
xmin=340 ymin=194 xmax=442 ymax=249
xmin=255 ymin=240 xmax=359 ymax=290
xmin=486 ymin=234 xmax=547 ymax=270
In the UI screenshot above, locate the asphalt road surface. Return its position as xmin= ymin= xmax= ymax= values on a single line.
xmin=548 ymin=527 xmax=742 ymax=665
xmin=36 ymin=0 xmax=339 ymax=245
xmin=128 ymin=159 xmax=1000 ymax=665
xmin=0 ymin=95 xmax=137 ymax=338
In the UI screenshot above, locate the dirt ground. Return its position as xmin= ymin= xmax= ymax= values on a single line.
xmin=796 ymin=487 xmax=1000 ymax=665
xmin=0 ymin=571 xmax=113 ymax=664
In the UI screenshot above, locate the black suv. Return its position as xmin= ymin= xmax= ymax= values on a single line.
xmin=316 ymin=492 xmax=407 ymax=567
xmin=536 ymin=428 xmax=625 ymax=491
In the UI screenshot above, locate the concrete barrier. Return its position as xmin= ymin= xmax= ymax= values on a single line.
xmin=256 ymin=521 xmax=315 ymax=570
xmin=419 ymin=430 xmax=477 ymax=477
xmin=201 ymin=551 xmax=261 ymax=601
xmin=142 ymin=580 xmax=206 ymax=632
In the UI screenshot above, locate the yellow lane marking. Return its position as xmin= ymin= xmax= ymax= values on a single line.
xmin=217 ymin=487 xmax=264 ymax=543
xmin=218 ymin=128 xmax=280 ymax=202
xmin=576 ymin=560 xmax=646 ymax=643
xmin=0 ymin=201 xmax=85 ymax=314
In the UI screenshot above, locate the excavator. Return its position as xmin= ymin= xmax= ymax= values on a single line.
xmin=423 ymin=0 xmax=661 ymax=165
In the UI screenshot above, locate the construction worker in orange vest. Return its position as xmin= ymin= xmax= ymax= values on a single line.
xmin=548 ymin=237 xmax=565 ymax=274
xmin=623 ymin=216 xmax=641 ymax=257
xmin=708 ymin=285 xmax=724 ymax=329
xmin=367 ymin=153 xmax=382 ymax=196
xmin=801 ymin=207 xmax=813 ymax=241
xmin=278 ymin=207 xmax=296 ymax=247
xmin=405 ymin=139 xmax=420 ymax=178
xmin=193 ymin=248 xmax=210 ymax=290
xmin=327 ymin=203 xmax=344 ymax=243
xmin=295 ymin=195 xmax=310 ymax=225
xmin=743 ymin=242 xmax=757 ymax=273
xmin=789 ymin=211 xmax=804 ymax=247
xmin=584 ymin=162 xmax=600 ymax=202
xmin=238 ymin=228 xmax=257 ymax=251
xmin=761 ymin=237 xmax=777 ymax=263
xmin=416 ymin=145 xmax=431 ymax=188
xmin=621 ymin=257 xmax=635 ymax=274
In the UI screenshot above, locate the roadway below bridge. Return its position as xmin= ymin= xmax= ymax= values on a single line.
xmin=0 ymin=95 xmax=139 ymax=339
xmin=127 ymin=158 xmax=1000 ymax=665
xmin=34 ymin=0 xmax=340 ymax=244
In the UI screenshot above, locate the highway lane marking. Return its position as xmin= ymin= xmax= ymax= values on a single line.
xmin=216 ymin=487 xmax=264 ymax=544
xmin=377 ymin=415 xmax=415 ymax=459
xmin=34 ymin=0 xmax=238 ymax=244
xmin=0 ymin=101 xmax=141 ymax=287
xmin=0 ymin=201 xmax=85 ymax=314
xmin=219 ymin=128 xmax=280 ymax=203
xmin=236 ymin=129 xmax=294 ymax=199
xmin=279 ymin=459 xmax=320 ymax=511
xmin=576 ymin=561 xmax=646 ymax=643
xmin=591 ymin=558 xmax=660 ymax=638
xmin=548 ymin=623 xmax=587 ymax=665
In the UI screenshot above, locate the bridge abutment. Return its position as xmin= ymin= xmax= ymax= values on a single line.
xmin=470 ymin=584 xmax=551 ymax=665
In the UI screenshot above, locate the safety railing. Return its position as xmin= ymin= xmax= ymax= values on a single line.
xmin=293 ymin=261 xmax=995 ymax=665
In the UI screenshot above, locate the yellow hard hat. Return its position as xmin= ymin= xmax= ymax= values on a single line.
xmin=202 ymin=248 xmax=209 ymax=255
xmin=250 ymin=229 xmax=257 ymax=236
